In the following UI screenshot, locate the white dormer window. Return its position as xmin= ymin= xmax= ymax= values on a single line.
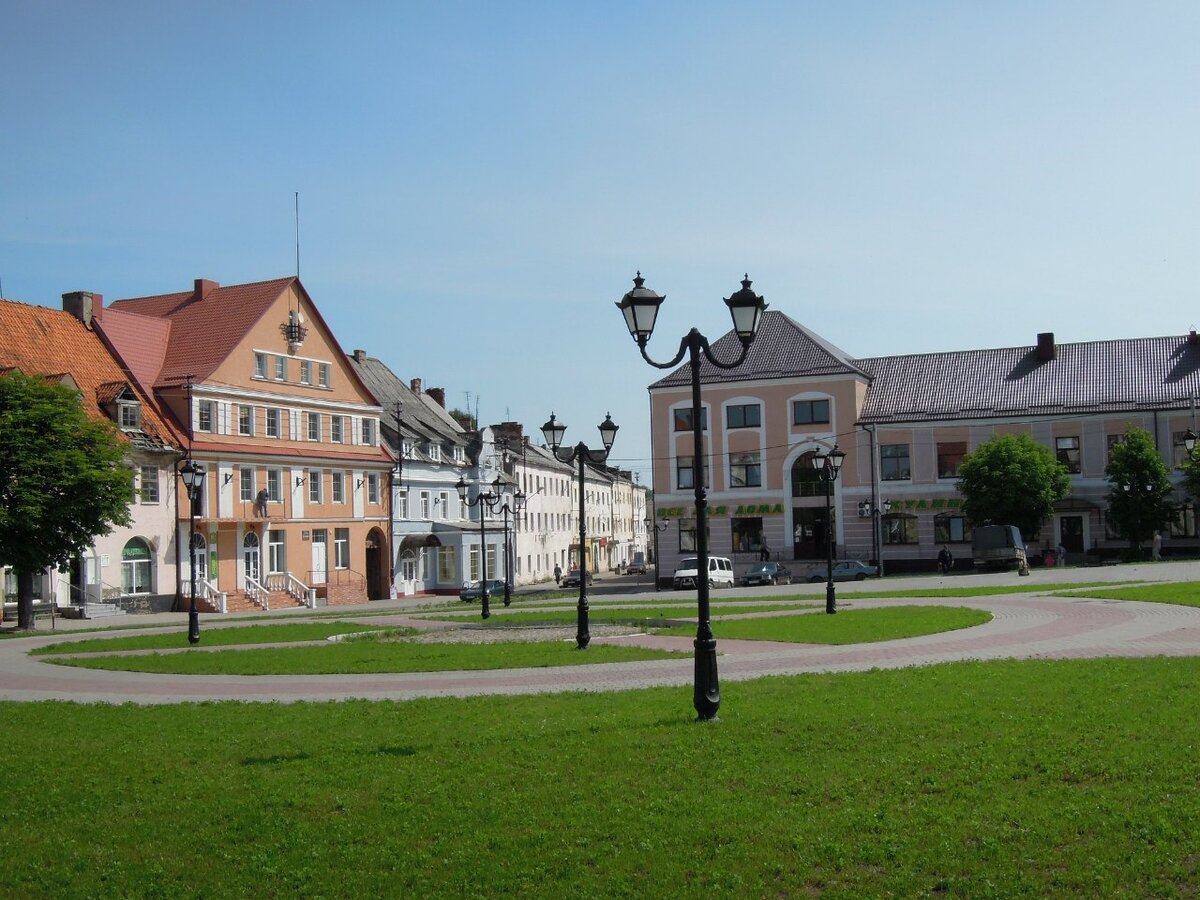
xmin=361 ymin=419 xmax=376 ymax=446
xmin=429 ymin=443 xmax=441 ymax=462
xmin=453 ymin=446 xmax=464 ymax=463
xmin=118 ymin=400 xmax=141 ymax=431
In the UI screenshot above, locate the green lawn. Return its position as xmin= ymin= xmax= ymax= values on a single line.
xmin=1052 ymin=581 xmax=1200 ymax=606
xmin=656 ymin=605 xmax=991 ymax=643
xmin=32 ymin=621 xmax=403 ymax=655
xmin=3 ymin=657 xmax=1200 ymax=896
xmin=425 ymin=602 xmax=820 ymax=626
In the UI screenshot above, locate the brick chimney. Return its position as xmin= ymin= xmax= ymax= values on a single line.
xmin=193 ymin=279 xmax=219 ymax=302
xmin=1036 ymin=332 xmax=1056 ymax=361
xmin=1189 ymin=330 xmax=1198 ymax=347
xmin=410 ymin=378 xmax=422 ymax=394
xmin=62 ymin=291 xmax=103 ymax=329
xmin=427 ymin=386 xmax=446 ymax=407
xmin=352 ymin=349 xmax=367 ymax=362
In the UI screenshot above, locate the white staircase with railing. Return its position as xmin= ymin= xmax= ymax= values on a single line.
xmin=265 ymin=572 xmax=317 ymax=608
xmin=244 ymin=576 xmax=270 ymax=610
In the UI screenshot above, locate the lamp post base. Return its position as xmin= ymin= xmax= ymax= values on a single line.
xmin=826 ymin=581 xmax=837 ymax=615
xmin=576 ymin=595 xmax=590 ymax=650
xmin=693 ymin=635 xmax=720 ymax=721
xmin=187 ymin=605 xmax=200 ymax=645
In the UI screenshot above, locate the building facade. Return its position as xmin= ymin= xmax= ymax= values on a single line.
xmin=649 ymin=311 xmax=1200 ymax=579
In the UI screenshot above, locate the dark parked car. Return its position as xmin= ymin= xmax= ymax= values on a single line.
xmin=459 ymin=579 xmax=509 ymax=601
xmin=625 ymin=562 xmax=647 ymax=575
xmin=560 ymin=569 xmax=592 ymax=588
xmin=807 ymin=560 xmax=879 ymax=583
xmin=740 ymin=562 xmax=793 ymax=586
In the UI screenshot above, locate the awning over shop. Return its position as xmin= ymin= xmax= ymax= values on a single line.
xmin=399 ymin=534 xmax=442 ymax=552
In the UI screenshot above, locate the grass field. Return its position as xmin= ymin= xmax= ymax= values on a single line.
xmin=3 ymin=657 xmax=1199 ymax=896
xmin=655 ymin=605 xmax=991 ymax=643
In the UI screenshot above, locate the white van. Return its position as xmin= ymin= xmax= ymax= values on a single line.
xmin=672 ymin=556 xmax=735 ymax=590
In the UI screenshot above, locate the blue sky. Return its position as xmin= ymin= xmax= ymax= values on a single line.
xmin=3 ymin=2 xmax=1198 ymax=481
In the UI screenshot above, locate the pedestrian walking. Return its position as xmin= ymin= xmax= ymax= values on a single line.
xmin=553 ymin=564 xmax=562 ymax=586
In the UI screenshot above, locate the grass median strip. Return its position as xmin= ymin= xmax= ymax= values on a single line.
xmin=1051 ymin=580 xmax=1200 ymax=606
xmin=427 ymin=602 xmax=820 ymax=627
xmin=656 ymin=605 xmax=991 ymax=643
xmin=3 ymin=656 xmax=1199 ymax=896
xmin=45 ymin=637 xmax=687 ymax=675
xmin=32 ymin=622 xmax=403 ymax=655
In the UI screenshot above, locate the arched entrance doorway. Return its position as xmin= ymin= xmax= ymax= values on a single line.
xmin=791 ymin=452 xmax=832 ymax=559
xmin=243 ymin=532 xmax=261 ymax=585
xmin=365 ymin=527 xmax=388 ymax=601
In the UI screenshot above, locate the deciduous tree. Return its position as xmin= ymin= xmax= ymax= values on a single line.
xmin=1104 ymin=425 xmax=1175 ymax=556
xmin=0 ymin=371 xmax=134 ymax=629
xmin=957 ymin=433 xmax=1070 ymax=538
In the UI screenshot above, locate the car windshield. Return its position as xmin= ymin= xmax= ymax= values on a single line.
xmin=679 ymin=558 xmax=698 ymax=570
xmin=749 ymin=563 xmax=771 ymax=573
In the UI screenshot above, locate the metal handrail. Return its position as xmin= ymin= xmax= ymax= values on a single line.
xmin=266 ymin=572 xmax=316 ymax=608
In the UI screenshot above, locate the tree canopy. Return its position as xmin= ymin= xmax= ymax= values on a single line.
xmin=0 ymin=370 xmax=135 ymax=628
xmin=956 ymin=433 xmax=1070 ymax=538
xmin=1104 ymin=425 xmax=1175 ymax=553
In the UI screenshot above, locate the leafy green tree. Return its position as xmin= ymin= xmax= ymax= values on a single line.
xmin=957 ymin=433 xmax=1070 ymax=538
xmin=0 ymin=371 xmax=135 ymax=629
xmin=1104 ymin=425 xmax=1175 ymax=556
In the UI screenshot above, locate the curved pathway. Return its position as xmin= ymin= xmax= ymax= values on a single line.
xmin=3 ymin=584 xmax=1200 ymax=704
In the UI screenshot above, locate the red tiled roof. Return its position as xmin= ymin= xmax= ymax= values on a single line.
xmin=0 ymin=298 xmax=180 ymax=447
xmin=108 ymin=277 xmax=297 ymax=385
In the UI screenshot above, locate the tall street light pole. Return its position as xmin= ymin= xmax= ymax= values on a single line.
xmin=645 ymin=516 xmax=670 ymax=592
xmin=617 ymin=272 xmax=768 ymax=721
xmin=455 ymin=475 xmax=504 ymax=619
xmin=179 ymin=459 xmax=206 ymax=645
xmin=811 ymin=445 xmax=847 ymax=614
xmin=497 ymin=487 xmax=528 ymax=606
xmin=541 ymin=412 xmax=619 ymax=650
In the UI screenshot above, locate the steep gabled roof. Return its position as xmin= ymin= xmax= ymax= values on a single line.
xmin=106 ymin=277 xmax=296 ymax=385
xmin=857 ymin=335 xmax=1200 ymax=424
xmin=0 ymin=298 xmax=179 ymax=449
xmin=346 ymin=352 xmax=466 ymax=453
xmin=649 ymin=310 xmax=870 ymax=389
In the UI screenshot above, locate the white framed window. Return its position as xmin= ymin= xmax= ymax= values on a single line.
xmin=267 ymin=468 xmax=282 ymax=503
xmin=254 ymin=352 xmax=267 ymax=379
xmin=307 ymin=412 xmax=320 ymax=442
xmin=240 ymin=467 xmax=254 ymax=502
xmin=334 ymin=528 xmax=350 ymax=569
xmin=331 ymin=415 xmax=344 ymax=443
xmin=197 ymin=400 xmax=214 ymax=433
xmin=267 ymin=529 xmax=286 ymax=573
xmin=299 ymin=359 xmax=312 ymax=384
xmin=318 ymin=363 xmax=331 ymax=387
xmin=332 ymin=471 xmax=345 ymax=504
xmin=429 ymin=443 xmax=441 ymax=462
xmin=118 ymin=401 xmax=141 ymax=431
xmin=238 ymin=404 xmax=254 ymax=436
xmin=439 ymin=491 xmax=449 ymax=519
xmin=367 ymin=473 xmax=380 ymax=504
xmin=121 ymin=538 xmax=153 ymax=594
xmin=308 ymin=470 xmax=323 ymax=504
xmin=421 ymin=491 xmax=431 ymax=519
xmin=362 ymin=418 xmax=376 ymax=445
xmin=274 ymin=355 xmax=286 ymax=381
xmin=139 ymin=465 xmax=159 ymax=503
xmin=266 ymin=408 xmax=281 ymax=439
xmin=397 ymin=490 xmax=408 ymax=519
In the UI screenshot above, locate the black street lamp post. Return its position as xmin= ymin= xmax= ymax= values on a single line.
xmin=455 ymin=475 xmax=506 ymax=619
xmin=810 ymin=445 xmax=847 ymax=614
xmin=497 ymin=487 xmax=528 ymax=607
xmin=179 ymin=459 xmax=206 ymax=645
xmin=617 ymin=272 xmax=768 ymax=721
xmin=541 ymin=412 xmax=618 ymax=650
xmin=645 ymin=516 xmax=670 ymax=592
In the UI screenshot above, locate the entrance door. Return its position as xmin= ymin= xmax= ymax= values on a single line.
xmin=311 ymin=529 xmax=328 ymax=585
xmin=792 ymin=508 xmax=830 ymax=559
xmin=365 ymin=531 xmax=383 ymax=601
xmin=191 ymin=534 xmax=208 ymax=587
xmin=1060 ymin=516 xmax=1084 ymax=553
xmin=243 ymin=533 xmax=261 ymax=584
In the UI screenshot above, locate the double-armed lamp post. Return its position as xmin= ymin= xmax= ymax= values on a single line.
xmin=455 ymin=475 xmax=511 ymax=620
xmin=179 ymin=459 xmax=206 ymax=645
xmin=497 ymin=485 xmax=528 ymax=607
xmin=811 ymin=445 xmax=846 ymax=614
xmin=541 ymin=412 xmax=618 ymax=650
xmin=617 ymin=272 xmax=768 ymax=721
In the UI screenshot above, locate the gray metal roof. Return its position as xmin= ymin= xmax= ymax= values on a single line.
xmin=346 ymin=353 xmax=466 ymax=453
xmin=858 ymin=334 xmax=1200 ymax=423
xmin=649 ymin=310 xmax=869 ymax=389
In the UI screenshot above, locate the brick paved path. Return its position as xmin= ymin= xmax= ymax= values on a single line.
xmin=3 ymin=578 xmax=1200 ymax=704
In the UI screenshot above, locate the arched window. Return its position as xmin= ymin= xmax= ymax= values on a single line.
xmin=121 ymin=538 xmax=153 ymax=595
xmin=882 ymin=514 xmax=919 ymax=545
xmin=791 ymin=453 xmax=823 ymax=498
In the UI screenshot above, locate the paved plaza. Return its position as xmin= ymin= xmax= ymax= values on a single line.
xmin=3 ymin=561 xmax=1200 ymax=704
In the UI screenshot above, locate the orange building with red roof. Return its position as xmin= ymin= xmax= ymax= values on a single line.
xmin=89 ymin=276 xmax=394 ymax=610
xmin=0 ymin=297 xmax=183 ymax=615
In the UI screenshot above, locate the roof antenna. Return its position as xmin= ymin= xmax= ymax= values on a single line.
xmin=294 ymin=191 xmax=300 ymax=279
